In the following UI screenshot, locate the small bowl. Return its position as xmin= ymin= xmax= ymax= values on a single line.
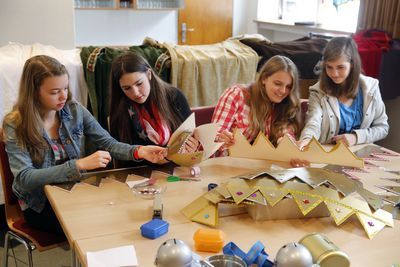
xmin=132 ymin=185 xmax=165 ymax=199
xmin=204 ymin=255 xmax=247 ymax=267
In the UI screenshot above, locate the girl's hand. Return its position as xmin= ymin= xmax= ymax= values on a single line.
xmin=332 ymin=133 xmax=357 ymax=147
xmin=290 ymin=158 xmax=310 ymax=168
xmin=181 ymin=136 xmax=200 ymax=154
xmin=138 ymin=146 xmax=167 ymax=163
xmin=296 ymin=139 xmax=311 ymax=151
xmin=76 ymin=150 xmax=112 ymax=170
xmin=217 ymin=130 xmax=235 ymax=148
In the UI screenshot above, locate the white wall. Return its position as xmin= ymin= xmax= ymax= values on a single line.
xmin=75 ymin=9 xmax=178 ymax=46
xmin=257 ymin=28 xmax=304 ymax=42
xmin=233 ymin=0 xmax=259 ymax=36
xmin=0 ymin=0 xmax=75 ymax=49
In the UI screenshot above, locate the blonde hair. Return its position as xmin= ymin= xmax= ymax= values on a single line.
xmin=2 ymin=55 xmax=71 ymax=165
xmin=248 ymin=55 xmax=301 ymax=144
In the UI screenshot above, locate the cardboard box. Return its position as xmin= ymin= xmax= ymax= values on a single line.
xmin=246 ymin=197 xmax=330 ymax=220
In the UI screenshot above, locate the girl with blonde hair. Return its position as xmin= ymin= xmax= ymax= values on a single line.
xmin=212 ymin=55 xmax=301 ymax=158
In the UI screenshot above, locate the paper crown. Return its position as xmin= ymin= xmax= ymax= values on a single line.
xmin=166 ymin=113 xmax=224 ymax=167
xmin=229 ymin=130 xmax=364 ymax=168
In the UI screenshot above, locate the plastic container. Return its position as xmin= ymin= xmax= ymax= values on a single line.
xmin=299 ymin=233 xmax=350 ymax=267
xmin=140 ymin=219 xmax=169 ymax=239
xmin=193 ymin=228 xmax=225 ymax=253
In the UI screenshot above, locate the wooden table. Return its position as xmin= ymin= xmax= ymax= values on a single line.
xmin=45 ymin=152 xmax=400 ymax=267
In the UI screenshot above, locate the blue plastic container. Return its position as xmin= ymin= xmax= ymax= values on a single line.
xmin=140 ymin=219 xmax=169 ymax=239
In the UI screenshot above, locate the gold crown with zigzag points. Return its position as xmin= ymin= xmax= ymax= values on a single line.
xmin=229 ymin=130 xmax=364 ymax=168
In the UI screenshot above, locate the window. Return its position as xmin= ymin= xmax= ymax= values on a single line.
xmin=258 ymin=0 xmax=360 ymax=33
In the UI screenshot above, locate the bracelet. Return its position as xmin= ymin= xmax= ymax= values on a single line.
xmin=134 ymin=146 xmax=142 ymax=160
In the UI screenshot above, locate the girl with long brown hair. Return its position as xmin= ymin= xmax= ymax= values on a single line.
xmin=109 ymin=52 xmax=198 ymax=166
xmin=300 ymin=37 xmax=388 ymax=147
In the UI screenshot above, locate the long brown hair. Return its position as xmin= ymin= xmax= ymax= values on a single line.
xmin=109 ymin=52 xmax=184 ymax=144
xmin=248 ymin=55 xmax=301 ymax=145
xmin=320 ymin=37 xmax=361 ymax=98
xmin=2 ymin=55 xmax=71 ymax=165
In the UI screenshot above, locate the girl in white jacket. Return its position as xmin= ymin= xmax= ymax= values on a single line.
xmin=300 ymin=37 xmax=389 ymax=147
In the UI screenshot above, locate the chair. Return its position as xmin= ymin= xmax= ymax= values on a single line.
xmin=191 ymin=106 xmax=215 ymax=127
xmin=300 ymin=99 xmax=309 ymax=128
xmin=0 ymin=129 xmax=66 ymax=267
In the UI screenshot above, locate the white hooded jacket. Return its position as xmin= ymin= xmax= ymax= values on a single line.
xmin=300 ymin=75 xmax=389 ymax=144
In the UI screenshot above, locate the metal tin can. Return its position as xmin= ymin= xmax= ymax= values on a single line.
xmin=204 ymin=255 xmax=247 ymax=267
xmin=299 ymin=233 xmax=350 ymax=267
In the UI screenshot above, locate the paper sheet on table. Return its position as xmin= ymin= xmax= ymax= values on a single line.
xmin=126 ymin=178 xmax=149 ymax=189
xmin=87 ymin=245 xmax=138 ymax=267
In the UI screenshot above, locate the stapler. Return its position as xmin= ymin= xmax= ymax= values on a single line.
xmin=153 ymin=193 xmax=163 ymax=219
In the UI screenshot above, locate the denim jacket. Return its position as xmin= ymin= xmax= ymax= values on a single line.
xmin=4 ymin=100 xmax=139 ymax=213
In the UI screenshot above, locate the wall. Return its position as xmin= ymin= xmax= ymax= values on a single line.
xmin=257 ymin=27 xmax=304 ymax=42
xmin=75 ymin=9 xmax=178 ymax=46
xmin=233 ymin=0 xmax=259 ymax=36
xmin=0 ymin=0 xmax=75 ymax=49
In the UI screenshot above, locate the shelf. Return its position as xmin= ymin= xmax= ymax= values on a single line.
xmin=74 ymin=0 xmax=183 ymax=9
xmin=136 ymin=0 xmax=183 ymax=9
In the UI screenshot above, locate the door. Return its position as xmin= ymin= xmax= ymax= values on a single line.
xmin=178 ymin=0 xmax=233 ymax=45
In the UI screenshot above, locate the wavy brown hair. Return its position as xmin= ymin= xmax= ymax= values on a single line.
xmin=320 ymin=37 xmax=361 ymax=99
xmin=2 ymin=55 xmax=71 ymax=165
xmin=109 ymin=52 xmax=184 ymax=144
xmin=248 ymin=55 xmax=301 ymax=145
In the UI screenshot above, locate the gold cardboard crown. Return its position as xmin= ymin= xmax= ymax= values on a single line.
xmin=229 ymin=130 xmax=364 ymax=168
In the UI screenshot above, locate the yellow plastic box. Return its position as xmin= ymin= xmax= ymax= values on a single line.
xmin=193 ymin=228 xmax=225 ymax=253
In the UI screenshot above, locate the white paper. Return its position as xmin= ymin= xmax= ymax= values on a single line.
xmin=87 ymin=245 xmax=138 ymax=267
xmin=126 ymin=178 xmax=149 ymax=189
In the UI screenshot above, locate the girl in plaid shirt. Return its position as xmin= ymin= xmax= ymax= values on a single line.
xmin=212 ymin=55 xmax=302 ymax=158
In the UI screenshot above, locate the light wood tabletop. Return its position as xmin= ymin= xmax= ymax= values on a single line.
xmin=45 ymin=157 xmax=276 ymax=244
xmin=45 ymin=152 xmax=400 ymax=267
